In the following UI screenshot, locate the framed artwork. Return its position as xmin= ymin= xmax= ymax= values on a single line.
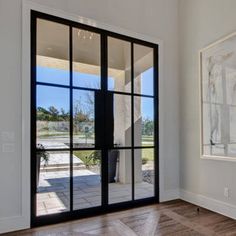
xmin=200 ymin=32 xmax=236 ymax=160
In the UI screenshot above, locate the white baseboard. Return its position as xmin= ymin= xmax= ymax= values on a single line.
xmin=0 ymin=215 xmax=29 ymax=234
xmin=180 ymin=189 xmax=236 ymax=220
xmin=160 ymin=189 xmax=180 ymax=202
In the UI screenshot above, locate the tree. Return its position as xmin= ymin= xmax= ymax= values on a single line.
xmin=48 ymin=106 xmax=59 ymax=121
xmin=142 ymin=119 xmax=154 ymax=136
xmin=60 ymin=108 xmax=70 ymax=121
xmin=37 ymin=107 xmax=51 ymax=121
xmin=37 ymin=106 xmax=69 ymax=121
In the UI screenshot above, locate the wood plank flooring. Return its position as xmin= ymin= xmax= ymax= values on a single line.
xmin=3 ymin=200 xmax=236 ymax=236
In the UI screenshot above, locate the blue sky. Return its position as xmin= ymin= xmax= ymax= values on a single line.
xmin=37 ymin=66 xmax=154 ymax=119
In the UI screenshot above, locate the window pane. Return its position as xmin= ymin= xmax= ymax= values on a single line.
xmin=36 ymin=151 xmax=70 ymax=216
xmin=108 ymin=149 xmax=132 ymax=204
xmin=108 ymin=37 xmax=131 ymax=93
xmin=36 ymin=85 xmax=70 ymax=149
xmin=114 ymin=94 xmax=131 ymax=147
xmin=73 ymin=28 xmax=101 ymax=89
xmin=73 ymin=150 xmax=101 ymax=209
xmin=37 ymin=19 xmax=69 ymax=85
xmin=73 ymin=89 xmax=95 ymax=148
xmin=134 ymin=148 xmax=154 ymax=199
xmin=134 ymin=96 xmax=154 ymax=146
xmin=134 ymin=44 xmax=154 ymax=95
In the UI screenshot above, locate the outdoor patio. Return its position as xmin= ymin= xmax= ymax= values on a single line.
xmin=37 ymin=153 xmax=154 ymax=216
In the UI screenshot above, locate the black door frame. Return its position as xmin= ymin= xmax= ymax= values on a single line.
xmin=31 ymin=10 xmax=159 ymax=227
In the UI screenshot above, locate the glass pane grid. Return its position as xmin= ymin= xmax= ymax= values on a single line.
xmin=34 ymin=16 xmax=157 ymax=218
xmin=130 ymin=43 xmax=156 ymax=201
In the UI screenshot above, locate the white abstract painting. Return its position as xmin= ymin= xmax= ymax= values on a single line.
xmin=201 ymin=33 xmax=236 ymax=157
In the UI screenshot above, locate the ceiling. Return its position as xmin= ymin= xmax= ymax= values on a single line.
xmin=37 ymin=19 xmax=153 ymax=73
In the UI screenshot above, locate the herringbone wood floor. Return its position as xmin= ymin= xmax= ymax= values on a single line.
xmin=4 ymin=200 xmax=236 ymax=236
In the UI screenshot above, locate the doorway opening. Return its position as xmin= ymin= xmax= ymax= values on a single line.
xmin=31 ymin=11 xmax=159 ymax=226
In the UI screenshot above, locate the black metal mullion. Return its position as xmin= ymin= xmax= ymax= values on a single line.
xmin=35 ymin=145 xmax=156 ymax=153
xmin=36 ymin=81 xmax=101 ymax=92
xmin=131 ymin=145 xmax=156 ymax=149
xmin=36 ymin=148 xmax=70 ymax=152
xmin=106 ymin=89 xmax=154 ymax=98
xmin=154 ymin=45 xmax=159 ymax=201
xmin=72 ymin=147 xmax=99 ymax=151
xmin=69 ymin=26 xmax=73 ymax=211
xmin=104 ymin=145 xmax=155 ymax=150
xmin=132 ymin=93 xmax=154 ymax=98
xmin=36 ymin=82 xmax=70 ymax=89
xmin=131 ymin=43 xmax=135 ymax=201
xmin=72 ymin=86 xmax=100 ymax=92
xmin=101 ymin=34 xmax=108 ymax=206
xmin=31 ymin=12 xmax=37 ymax=224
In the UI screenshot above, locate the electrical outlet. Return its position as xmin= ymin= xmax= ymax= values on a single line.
xmin=224 ymin=187 xmax=229 ymax=198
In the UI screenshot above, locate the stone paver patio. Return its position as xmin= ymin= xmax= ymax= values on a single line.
xmin=37 ymin=168 xmax=154 ymax=216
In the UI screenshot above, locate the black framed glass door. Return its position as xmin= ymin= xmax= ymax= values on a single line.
xmin=31 ymin=11 xmax=159 ymax=226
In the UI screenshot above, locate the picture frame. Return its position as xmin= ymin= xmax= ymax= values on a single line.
xmin=200 ymin=32 xmax=236 ymax=161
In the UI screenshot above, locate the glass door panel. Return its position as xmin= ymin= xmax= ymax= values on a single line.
xmin=134 ymin=96 xmax=154 ymax=147
xmin=108 ymin=149 xmax=132 ymax=204
xmin=134 ymin=44 xmax=154 ymax=96
xmin=73 ymin=89 xmax=95 ymax=148
xmin=33 ymin=14 xmax=158 ymax=223
xmin=134 ymin=148 xmax=154 ymax=199
xmin=73 ymin=150 xmax=101 ymax=210
xmin=108 ymin=37 xmax=131 ymax=93
xmin=36 ymin=151 xmax=70 ymax=216
xmin=37 ymin=19 xmax=70 ymax=85
xmin=113 ymin=94 xmax=132 ymax=147
xmin=36 ymin=85 xmax=70 ymax=150
xmin=73 ymin=28 xmax=101 ymax=89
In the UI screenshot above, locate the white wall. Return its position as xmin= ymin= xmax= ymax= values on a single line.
xmin=179 ymin=0 xmax=236 ymax=217
xmin=0 ymin=0 xmax=179 ymax=233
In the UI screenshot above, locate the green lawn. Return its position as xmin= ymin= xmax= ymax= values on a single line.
xmin=142 ymin=148 xmax=154 ymax=161
xmin=74 ymin=150 xmax=94 ymax=159
xmin=74 ymin=148 xmax=154 ymax=167
xmin=74 ymin=150 xmax=100 ymax=167
xmin=141 ymin=135 xmax=154 ymax=142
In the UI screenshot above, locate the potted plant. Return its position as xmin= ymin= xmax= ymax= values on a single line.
xmin=81 ymin=149 xmax=119 ymax=183
xmin=79 ymin=150 xmax=101 ymax=169
xmin=36 ymin=144 xmax=49 ymax=186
